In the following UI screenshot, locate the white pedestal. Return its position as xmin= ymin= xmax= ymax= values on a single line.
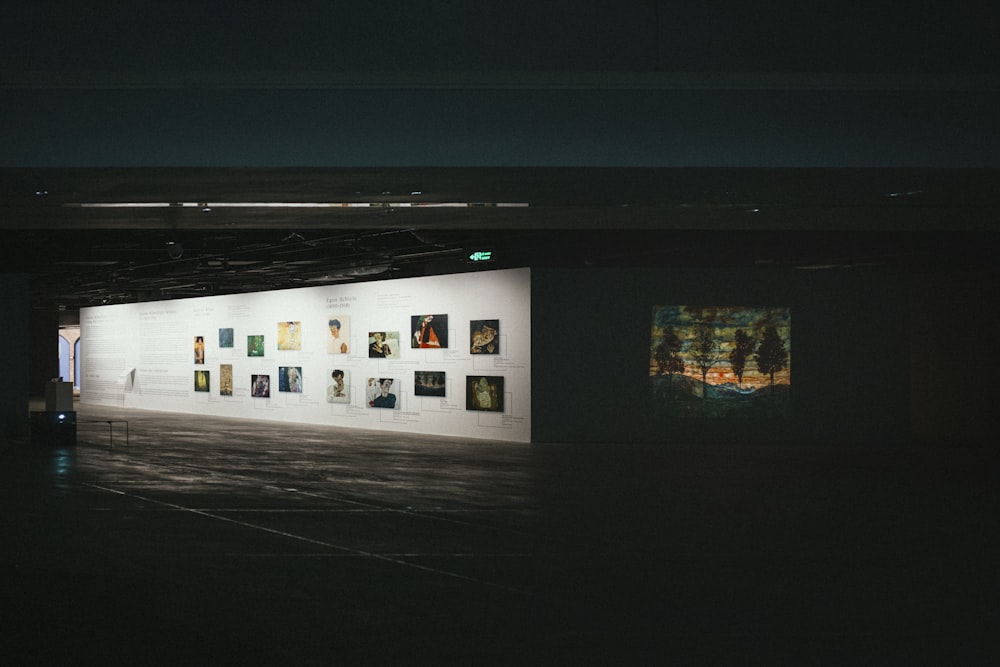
xmin=45 ymin=381 xmax=74 ymax=412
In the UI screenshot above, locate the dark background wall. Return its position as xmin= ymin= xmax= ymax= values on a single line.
xmin=29 ymin=307 xmax=59 ymax=399
xmin=532 ymin=265 xmax=940 ymax=445
xmin=1 ymin=275 xmax=30 ymax=435
xmin=909 ymin=266 xmax=999 ymax=444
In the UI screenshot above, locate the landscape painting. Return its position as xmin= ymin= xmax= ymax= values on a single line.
xmin=247 ymin=335 xmax=265 ymax=357
xmin=414 ymin=370 xmax=446 ymax=397
xmin=649 ymin=306 xmax=790 ymax=418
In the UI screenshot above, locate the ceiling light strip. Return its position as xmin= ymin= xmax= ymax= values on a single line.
xmin=67 ymin=202 xmax=529 ymax=208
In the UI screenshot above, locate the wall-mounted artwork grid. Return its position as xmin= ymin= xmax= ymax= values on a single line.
xmin=80 ymin=268 xmax=531 ymax=442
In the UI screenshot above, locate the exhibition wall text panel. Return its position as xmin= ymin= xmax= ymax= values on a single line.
xmin=80 ymin=268 xmax=530 ymax=443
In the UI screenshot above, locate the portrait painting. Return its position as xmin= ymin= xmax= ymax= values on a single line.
xmin=414 ymin=370 xmax=446 ymax=397
xmin=411 ymin=314 xmax=449 ymax=348
xmin=247 ymin=335 xmax=265 ymax=357
xmin=219 ymin=364 xmax=233 ymax=396
xmin=327 ymin=315 xmax=350 ymax=354
xmin=194 ymin=336 xmax=205 ymax=364
xmin=251 ymin=373 xmax=270 ymax=398
xmin=278 ymin=366 xmax=303 ymax=393
xmin=277 ymin=321 xmax=302 ymax=350
xmin=368 ymin=331 xmax=400 ymax=358
xmin=466 ymin=375 xmax=504 ymax=412
xmin=194 ymin=369 xmax=210 ymax=392
xmin=366 ymin=377 xmax=400 ymax=409
xmin=218 ymin=327 xmax=234 ymax=348
xmin=470 ymin=319 xmax=500 ymax=354
xmin=326 ymin=369 xmax=350 ymax=404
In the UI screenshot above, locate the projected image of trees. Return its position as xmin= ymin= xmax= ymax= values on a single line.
xmin=649 ymin=306 xmax=790 ymax=418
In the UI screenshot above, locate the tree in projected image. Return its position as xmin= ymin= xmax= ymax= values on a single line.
xmin=690 ymin=316 xmax=723 ymax=397
xmin=755 ymin=326 xmax=788 ymax=390
xmin=653 ymin=326 xmax=685 ymax=401
xmin=729 ymin=329 xmax=756 ymax=389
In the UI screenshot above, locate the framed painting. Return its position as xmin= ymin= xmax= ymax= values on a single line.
xmin=327 ymin=316 xmax=350 ymax=354
xmin=411 ymin=314 xmax=448 ymax=348
xmin=470 ymin=319 xmax=499 ymax=354
xmin=366 ymin=377 xmax=400 ymax=409
xmin=368 ymin=331 xmax=400 ymax=358
xmin=415 ymin=370 xmax=446 ymax=397
xmin=219 ymin=364 xmax=233 ymax=396
xmin=251 ymin=373 xmax=271 ymax=398
xmin=278 ymin=366 xmax=303 ymax=393
xmin=277 ymin=321 xmax=302 ymax=350
xmin=194 ymin=370 xmax=210 ymax=392
xmin=327 ymin=369 xmax=350 ymax=403
xmin=247 ymin=335 xmax=265 ymax=357
xmin=466 ymin=375 xmax=504 ymax=411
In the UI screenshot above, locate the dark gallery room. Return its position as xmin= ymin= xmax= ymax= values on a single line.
xmin=2 ymin=3 xmax=999 ymax=664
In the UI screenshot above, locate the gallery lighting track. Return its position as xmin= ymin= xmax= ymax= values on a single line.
xmin=65 ymin=202 xmax=530 ymax=209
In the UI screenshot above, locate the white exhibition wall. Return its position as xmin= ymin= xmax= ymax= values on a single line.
xmin=80 ymin=268 xmax=531 ymax=442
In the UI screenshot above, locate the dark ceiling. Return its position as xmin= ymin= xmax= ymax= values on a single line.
xmin=3 ymin=5 xmax=998 ymax=314
xmin=4 ymin=166 xmax=999 ymax=313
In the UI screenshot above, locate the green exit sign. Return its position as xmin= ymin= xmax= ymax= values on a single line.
xmin=468 ymin=250 xmax=493 ymax=262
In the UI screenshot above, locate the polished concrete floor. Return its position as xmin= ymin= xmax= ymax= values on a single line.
xmin=3 ymin=403 xmax=998 ymax=665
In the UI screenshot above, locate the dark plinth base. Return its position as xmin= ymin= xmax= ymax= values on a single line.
xmin=30 ymin=411 xmax=77 ymax=446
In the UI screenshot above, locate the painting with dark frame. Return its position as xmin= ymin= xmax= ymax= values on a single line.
xmin=415 ymin=370 xmax=446 ymax=397
xmin=470 ymin=319 xmax=500 ymax=354
xmin=194 ymin=370 xmax=210 ymax=392
xmin=278 ymin=366 xmax=303 ymax=393
xmin=251 ymin=373 xmax=271 ymax=398
xmin=411 ymin=314 xmax=449 ymax=348
xmin=466 ymin=375 xmax=504 ymax=412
